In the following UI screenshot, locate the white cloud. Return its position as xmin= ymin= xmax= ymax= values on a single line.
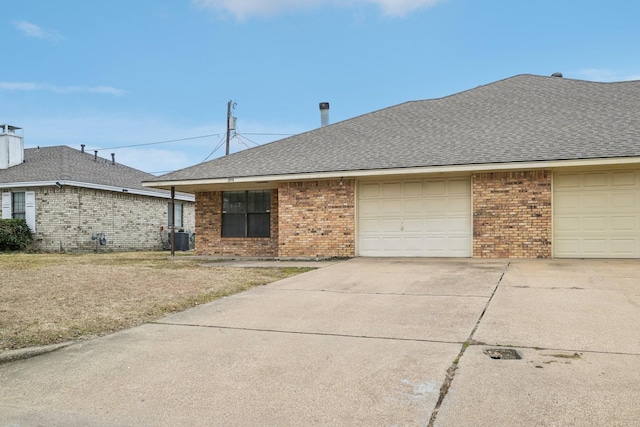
xmin=193 ymin=0 xmax=445 ymax=19
xmin=13 ymin=20 xmax=63 ymax=42
xmin=577 ymin=68 xmax=640 ymax=82
xmin=0 ymin=81 xmax=126 ymax=96
xmin=370 ymin=0 xmax=446 ymax=17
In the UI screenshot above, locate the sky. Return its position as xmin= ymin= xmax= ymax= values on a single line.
xmin=2 ymin=0 xmax=639 ymax=175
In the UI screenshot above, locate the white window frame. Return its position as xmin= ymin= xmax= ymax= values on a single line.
xmin=2 ymin=191 xmax=36 ymax=231
xmin=168 ymin=202 xmax=183 ymax=228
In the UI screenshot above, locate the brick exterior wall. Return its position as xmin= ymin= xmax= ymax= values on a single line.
xmin=194 ymin=190 xmax=279 ymax=257
xmin=278 ymin=179 xmax=355 ymax=258
xmin=29 ymin=185 xmax=194 ymax=253
xmin=472 ymin=171 xmax=552 ymax=258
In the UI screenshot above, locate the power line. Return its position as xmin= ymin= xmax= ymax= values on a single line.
xmin=90 ymin=132 xmax=290 ymax=152
xmin=235 ymin=134 xmax=256 ymax=148
xmin=235 ymin=136 xmax=251 ymax=150
xmin=240 ymin=132 xmax=295 ymax=136
xmin=200 ymin=134 xmax=228 ymax=163
xmin=236 ymin=133 xmax=261 ymax=147
xmin=93 ymin=133 xmax=222 ymax=151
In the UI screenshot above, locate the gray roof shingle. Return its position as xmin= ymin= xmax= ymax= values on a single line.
xmin=150 ymin=74 xmax=639 ymax=183
xmin=0 ymin=145 xmax=177 ymax=197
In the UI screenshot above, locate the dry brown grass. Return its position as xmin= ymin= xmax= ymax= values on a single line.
xmin=0 ymin=252 xmax=310 ymax=351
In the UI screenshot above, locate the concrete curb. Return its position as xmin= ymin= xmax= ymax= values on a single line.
xmin=0 ymin=342 xmax=74 ymax=364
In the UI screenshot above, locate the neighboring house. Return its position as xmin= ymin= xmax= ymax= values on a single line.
xmin=1 ymin=125 xmax=195 ymax=252
xmin=144 ymin=74 xmax=640 ymax=259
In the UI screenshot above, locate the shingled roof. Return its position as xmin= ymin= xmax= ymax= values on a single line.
xmin=0 ymin=145 xmax=193 ymax=200
xmin=150 ymin=73 xmax=640 ymax=184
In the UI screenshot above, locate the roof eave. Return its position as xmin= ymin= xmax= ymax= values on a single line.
xmin=143 ymin=156 xmax=640 ymax=192
xmin=0 ymin=180 xmax=195 ymax=202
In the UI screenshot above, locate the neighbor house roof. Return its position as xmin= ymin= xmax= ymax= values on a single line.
xmin=0 ymin=145 xmax=194 ymax=201
xmin=146 ymin=74 xmax=640 ymax=190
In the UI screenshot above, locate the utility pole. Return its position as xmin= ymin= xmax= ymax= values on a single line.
xmin=226 ymin=101 xmax=231 ymax=156
xmin=225 ymin=100 xmax=236 ymax=156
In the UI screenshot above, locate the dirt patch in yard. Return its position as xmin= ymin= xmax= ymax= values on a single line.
xmin=0 ymin=252 xmax=311 ymax=351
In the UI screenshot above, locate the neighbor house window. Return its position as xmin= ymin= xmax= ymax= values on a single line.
xmin=168 ymin=202 xmax=183 ymax=227
xmin=222 ymin=190 xmax=270 ymax=237
xmin=2 ymin=191 xmax=35 ymax=231
xmin=12 ymin=192 xmax=25 ymax=219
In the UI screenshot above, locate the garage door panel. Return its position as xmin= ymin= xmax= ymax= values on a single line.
xmin=425 ymin=198 xmax=447 ymax=214
xmin=360 ymin=219 xmax=380 ymax=233
xmin=360 ymin=183 xmax=381 ymax=197
xmin=359 ymin=199 xmax=379 ymax=215
xmin=447 ymin=236 xmax=472 ymax=251
xmin=425 ymin=181 xmax=446 ymax=195
xmin=582 ymin=239 xmax=608 ymax=256
xmin=448 ymin=217 xmax=472 ymax=233
xmin=555 ymin=194 xmax=580 ymax=211
xmin=381 ymin=199 xmax=402 ymax=214
xmin=555 ymin=173 xmax=580 ymax=188
xmin=403 ymin=218 xmax=424 ymax=232
xmin=424 ymin=237 xmax=447 ymax=253
xmin=381 ymin=219 xmax=402 ymax=232
xmin=403 ymin=199 xmax=423 ymax=214
xmin=611 ymin=239 xmax=636 ymax=255
xmin=583 ymin=193 xmax=608 ymax=209
xmin=555 ymin=216 xmax=580 ymax=232
xmin=382 ymin=183 xmax=402 ymax=196
xmin=584 ymin=172 xmax=608 ymax=187
xmin=612 ymin=171 xmax=636 ymax=186
xmin=448 ymin=179 xmax=471 ymax=194
xmin=359 ymin=237 xmax=381 ymax=251
xmin=424 ymin=218 xmax=446 ymax=232
xmin=555 ymin=239 xmax=579 ymax=256
xmin=448 ymin=196 xmax=471 ymax=213
xmin=611 ymin=192 xmax=637 ymax=209
xmin=358 ymin=177 xmax=471 ymax=257
xmin=403 ymin=182 xmax=423 ymax=196
xmin=554 ymin=170 xmax=640 ymax=258
xmin=404 ymin=237 xmax=425 ymax=252
xmin=611 ymin=216 xmax=636 ymax=231
xmin=582 ymin=216 xmax=608 ymax=231
xmin=381 ymin=237 xmax=402 ymax=252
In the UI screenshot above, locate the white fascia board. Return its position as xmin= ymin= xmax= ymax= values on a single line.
xmin=0 ymin=180 xmax=195 ymax=202
xmin=144 ymin=157 xmax=640 ymax=189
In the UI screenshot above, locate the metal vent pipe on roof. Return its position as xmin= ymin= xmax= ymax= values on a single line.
xmin=94 ymin=150 xmax=98 ymax=161
xmin=319 ymin=102 xmax=330 ymax=127
xmin=81 ymin=144 xmax=85 ymax=153
xmin=111 ymin=153 xmax=115 ymax=165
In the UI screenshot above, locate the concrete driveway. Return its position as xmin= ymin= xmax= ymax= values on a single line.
xmin=1 ymin=258 xmax=639 ymax=426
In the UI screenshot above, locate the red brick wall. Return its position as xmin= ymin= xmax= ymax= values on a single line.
xmin=278 ymin=179 xmax=355 ymax=258
xmin=194 ymin=190 xmax=278 ymax=256
xmin=473 ymin=171 xmax=551 ymax=258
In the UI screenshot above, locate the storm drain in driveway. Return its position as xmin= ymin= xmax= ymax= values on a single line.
xmin=484 ymin=348 xmax=522 ymax=360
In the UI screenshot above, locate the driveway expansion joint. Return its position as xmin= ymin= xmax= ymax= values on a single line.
xmin=427 ymin=261 xmax=511 ymax=427
xmin=149 ymin=321 xmax=464 ymax=345
xmin=269 ymin=288 xmax=490 ymax=298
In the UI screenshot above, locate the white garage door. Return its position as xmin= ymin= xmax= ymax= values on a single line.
xmin=554 ymin=170 xmax=640 ymax=258
xmin=358 ymin=177 xmax=471 ymax=257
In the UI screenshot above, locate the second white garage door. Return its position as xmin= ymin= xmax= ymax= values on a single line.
xmin=554 ymin=169 xmax=640 ymax=258
xmin=358 ymin=177 xmax=471 ymax=257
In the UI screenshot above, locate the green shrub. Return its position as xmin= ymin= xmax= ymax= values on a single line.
xmin=0 ymin=219 xmax=33 ymax=251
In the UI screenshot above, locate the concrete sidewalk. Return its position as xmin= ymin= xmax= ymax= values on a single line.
xmin=0 ymin=258 xmax=638 ymax=426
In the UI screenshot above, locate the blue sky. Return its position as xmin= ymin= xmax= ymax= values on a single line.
xmin=3 ymin=0 xmax=639 ymax=175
